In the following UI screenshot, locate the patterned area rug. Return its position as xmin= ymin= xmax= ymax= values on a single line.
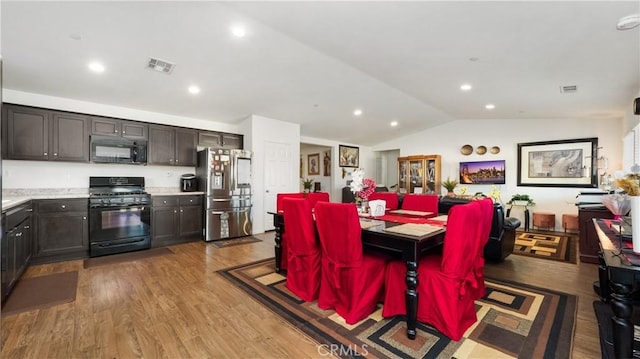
xmin=512 ymin=231 xmax=577 ymax=263
xmin=218 ymin=258 xmax=576 ymax=359
xmin=209 ymin=236 xmax=262 ymax=248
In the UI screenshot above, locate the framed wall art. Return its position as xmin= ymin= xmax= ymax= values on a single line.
xmin=323 ymin=150 xmax=331 ymax=176
xmin=517 ymin=138 xmax=598 ymax=188
xmin=339 ymin=145 xmax=359 ymax=168
xmin=308 ymin=153 xmax=320 ymax=175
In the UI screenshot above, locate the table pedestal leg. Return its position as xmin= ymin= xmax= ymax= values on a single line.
xmin=523 ymin=208 xmax=530 ymax=231
xmin=274 ymin=226 xmax=283 ymax=274
xmin=597 ymin=252 xmax=611 ymax=301
xmin=610 ymin=282 xmax=634 ymax=359
xmin=405 ymin=260 xmax=418 ymax=339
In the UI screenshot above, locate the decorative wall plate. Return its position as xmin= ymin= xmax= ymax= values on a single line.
xmin=461 ymin=144 xmax=473 ymax=155
xmin=476 ymin=146 xmax=487 ymax=155
xmin=491 ymin=146 xmax=501 ymax=154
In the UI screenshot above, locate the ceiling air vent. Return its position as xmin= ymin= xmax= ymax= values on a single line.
xmin=560 ymin=85 xmax=578 ymax=94
xmin=146 ymin=57 xmax=176 ymax=74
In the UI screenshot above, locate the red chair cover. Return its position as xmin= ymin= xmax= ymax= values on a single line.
xmin=283 ymin=198 xmax=321 ymax=302
xmin=368 ymin=192 xmax=399 ymax=210
xmin=276 ymin=193 xmax=306 ymax=270
xmin=472 ymin=198 xmax=494 ymax=299
xmin=382 ymin=201 xmax=483 ymax=340
xmin=401 ymin=194 xmax=438 ymax=217
xmin=314 ymin=202 xmax=387 ymax=324
xmin=307 ymin=192 xmax=330 ymax=208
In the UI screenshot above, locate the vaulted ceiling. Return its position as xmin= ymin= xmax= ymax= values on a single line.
xmin=2 ymin=1 xmax=639 ymax=145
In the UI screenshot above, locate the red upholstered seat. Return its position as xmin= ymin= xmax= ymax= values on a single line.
xmin=368 ymin=192 xmax=399 ymax=210
xmin=401 ymin=194 xmax=438 ymax=218
xmin=282 ymin=198 xmax=321 ymax=302
xmin=276 ymin=193 xmax=306 ymax=271
xmin=382 ymin=201 xmax=483 ymax=340
xmin=314 ymin=202 xmax=387 ymax=324
xmin=307 ymin=192 xmax=330 ymax=208
xmin=472 ymin=198 xmax=494 ymax=299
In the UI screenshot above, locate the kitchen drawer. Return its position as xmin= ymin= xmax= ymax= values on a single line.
xmin=179 ymin=195 xmax=202 ymax=206
xmin=37 ymin=199 xmax=87 ymax=213
xmin=152 ymin=196 xmax=180 ymax=207
xmin=5 ymin=202 xmax=33 ymax=229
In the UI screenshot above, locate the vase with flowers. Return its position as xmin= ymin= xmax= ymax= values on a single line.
xmin=301 ymin=178 xmax=314 ymax=193
xmin=616 ymin=174 xmax=640 ymax=252
xmin=349 ymin=169 xmax=376 ymax=213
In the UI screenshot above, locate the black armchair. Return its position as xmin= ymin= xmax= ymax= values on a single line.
xmin=438 ymin=196 xmax=521 ymax=263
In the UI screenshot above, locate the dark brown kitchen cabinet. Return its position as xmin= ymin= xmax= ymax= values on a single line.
xmin=2 ymin=104 xmax=89 ymax=162
xmin=1 ymin=201 xmax=33 ymax=302
xmin=33 ymin=198 xmax=89 ymax=264
xmin=90 ymin=117 xmax=148 ymax=139
xmin=148 ymin=125 xmax=196 ymax=166
xmin=197 ymin=131 xmax=243 ymax=149
xmin=578 ymin=206 xmax=614 ymax=263
xmin=151 ymin=195 xmax=202 ymax=247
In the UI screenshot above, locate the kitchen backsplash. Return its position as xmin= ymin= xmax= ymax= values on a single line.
xmin=2 ymin=160 xmax=194 ymax=189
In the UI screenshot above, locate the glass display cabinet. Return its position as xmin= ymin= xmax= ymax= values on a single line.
xmin=397 ymin=155 xmax=441 ymax=195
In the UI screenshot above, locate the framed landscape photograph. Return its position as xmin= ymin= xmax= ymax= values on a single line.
xmin=459 ymin=160 xmax=506 ymax=185
xmin=308 ymin=153 xmax=320 ymax=175
xmin=339 ymin=145 xmax=359 ymax=168
xmin=517 ymin=137 xmax=598 ymax=188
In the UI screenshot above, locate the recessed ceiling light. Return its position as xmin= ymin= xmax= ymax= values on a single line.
xmin=88 ymin=62 xmax=105 ymax=73
xmin=353 ymin=109 xmax=363 ymax=116
xmin=485 ymin=104 xmax=495 ymax=110
xmin=188 ymin=85 xmax=200 ymax=95
xmin=390 ymin=121 xmax=398 ymax=127
xmin=231 ymin=25 xmax=247 ymax=38
xmin=460 ymin=83 xmax=472 ymax=91
xmin=617 ymin=14 xmax=640 ymax=30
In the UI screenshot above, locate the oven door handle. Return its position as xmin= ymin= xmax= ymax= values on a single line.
xmin=94 ymin=237 xmax=147 ymax=248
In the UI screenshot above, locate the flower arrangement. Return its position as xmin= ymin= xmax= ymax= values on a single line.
xmin=616 ymin=174 xmax=640 ymax=196
xmin=301 ymin=178 xmax=314 ymax=192
xmin=349 ymin=169 xmax=376 ymax=201
xmin=442 ymin=177 xmax=458 ymax=193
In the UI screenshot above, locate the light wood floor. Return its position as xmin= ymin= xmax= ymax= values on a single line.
xmin=1 ymin=232 xmax=601 ymax=358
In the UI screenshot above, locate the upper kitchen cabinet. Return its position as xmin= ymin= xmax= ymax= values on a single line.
xmin=148 ymin=125 xmax=197 ymax=166
xmin=90 ymin=116 xmax=148 ymax=139
xmin=198 ymin=131 xmax=243 ymax=149
xmin=2 ymin=104 xmax=89 ymax=162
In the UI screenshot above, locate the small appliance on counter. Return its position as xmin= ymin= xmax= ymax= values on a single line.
xmin=180 ymin=174 xmax=197 ymax=192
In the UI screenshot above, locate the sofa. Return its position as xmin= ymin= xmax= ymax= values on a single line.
xmin=438 ymin=196 xmax=521 ymax=262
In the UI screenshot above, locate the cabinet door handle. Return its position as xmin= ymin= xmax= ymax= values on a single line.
xmin=26 ymin=208 xmax=33 ymax=212
xmin=189 ymin=199 xmax=193 ymax=203
xmin=174 ymin=210 xmax=177 ymax=213
xmin=61 ymin=204 xmax=66 ymax=209
xmin=23 ymin=225 xmax=30 ymax=229
xmin=54 ymin=153 xmax=58 ymax=156
xmin=180 ymin=209 xmax=183 ymax=213
xmin=83 ymin=216 xmax=87 ymax=220
xmin=163 ymin=200 xmax=167 ymax=204
xmin=16 ymin=232 xmax=22 ymax=237
xmin=115 ymin=130 xmax=119 ymax=133
xmin=44 ymin=152 xmax=48 ymax=156
xmin=122 ymin=130 xmax=126 ymax=134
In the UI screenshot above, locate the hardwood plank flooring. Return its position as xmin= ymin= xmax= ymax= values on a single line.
xmin=2 ymin=233 xmax=602 ymax=358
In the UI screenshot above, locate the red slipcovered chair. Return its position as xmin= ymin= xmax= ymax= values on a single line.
xmin=282 ymin=198 xmax=321 ymax=302
xmin=382 ymin=201 xmax=483 ymax=340
xmin=276 ymin=193 xmax=306 ymax=271
xmin=471 ymin=198 xmax=495 ymax=299
xmin=368 ymin=192 xmax=399 ymax=210
xmin=307 ymin=192 xmax=330 ymax=208
xmin=401 ymin=194 xmax=438 ymax=218
xmin=314 ymin=202 xmax=387 ymax=324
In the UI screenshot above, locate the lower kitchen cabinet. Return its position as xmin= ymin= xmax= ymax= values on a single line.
xmin=33 ymin=198 xmax=89 ymax=264
xmin=152 ymin=195 xmax=203 ymax=247
xmin=1 ymin=201 xmax=33 ymax=302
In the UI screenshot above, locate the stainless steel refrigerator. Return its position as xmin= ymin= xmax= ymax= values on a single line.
xmin=196 ymin=148 xmax=252 ymax=241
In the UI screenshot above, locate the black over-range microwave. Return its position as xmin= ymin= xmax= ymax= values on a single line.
xmin=90 ymin=135 xmax=148 ymax=164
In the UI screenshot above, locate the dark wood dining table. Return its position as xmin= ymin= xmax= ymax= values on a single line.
xmin=267 ymin=211 xmax=445 ymax=340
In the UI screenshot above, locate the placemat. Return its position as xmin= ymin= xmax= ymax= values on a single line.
xmin=382 ymin=223 xmax=443 ymax=237
xmin=429 ymin=215 xmax=448 ymax=222
xmin=388 ymin=209 xmax=434 ymax=217
xmin=377 ymin=214 xmax=430 ymax=224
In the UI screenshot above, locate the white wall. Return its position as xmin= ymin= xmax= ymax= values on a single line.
xmin=375 ymin=117 xmax=624 ymax=229
xmin=247 ymin=115 xmax=300 ymax=234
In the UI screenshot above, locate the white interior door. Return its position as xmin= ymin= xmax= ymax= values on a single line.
xmin=264 ymin=141 xmax=293 ymax=231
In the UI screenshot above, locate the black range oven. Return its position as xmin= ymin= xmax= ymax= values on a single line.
xmin=88 ymin=177 xmax=151 ymax=257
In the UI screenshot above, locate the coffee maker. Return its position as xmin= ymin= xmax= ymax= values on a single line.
xmin=180 ymin=174 xmax=197 ymax=192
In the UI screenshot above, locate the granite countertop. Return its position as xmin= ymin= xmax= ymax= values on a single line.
xmin=2 ymin=188 xmax=205 ymax=212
